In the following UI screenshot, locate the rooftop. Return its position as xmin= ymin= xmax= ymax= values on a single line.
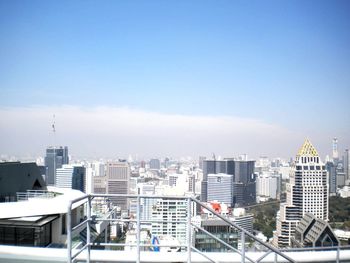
xmin=0 ymin=187 xmax=85 ymax=219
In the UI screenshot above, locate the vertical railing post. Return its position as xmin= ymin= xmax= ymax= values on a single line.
xmin=274 ymin=252 xmax=277 ymax=263
xmin=187 ymin=197 xmax=192 ymax=263
xmin=87 ymin=196 xmax=91 ymax=263
xmin=241 ymin=231 xmax=245 ymax=263
xmin=137 ymin=195 xmax=141 ymax=263
xmin=67 ymin=202 xmax=72 ymax=263
xmin=336 ymin=246 xmax=340 ymax=263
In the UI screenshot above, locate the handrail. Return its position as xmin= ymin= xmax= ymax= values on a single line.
xmin=191 ymin=197 xmax=296 ymax=263
xmin=193 ymin=224 xmax=255 ymax=263
xmin=66 ymin=193 xmax=350 ymax=263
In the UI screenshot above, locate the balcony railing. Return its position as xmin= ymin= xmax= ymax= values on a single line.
xmin=66 ymin=194 xmax=302 ymax=263
xmin=16 ymin=190 xmax=57 ymax=201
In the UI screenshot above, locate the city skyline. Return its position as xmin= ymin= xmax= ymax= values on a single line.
xmin=0 ymin=1 xmax=349 ymax=158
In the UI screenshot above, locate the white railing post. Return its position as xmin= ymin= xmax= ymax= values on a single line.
xmin=187 ymin=197 xmax=192 ymax=263
xmin=336 ymin=246 xmax=340 ymax=263
xmin=67 ymin=202 xmax=72 ymax=263
xmin=241 ymin=231 xmax=245 ymax=263
xmin=87 ymin=196 xmax=91 ymax=263
xmin=137 ymin=195 xmax=141 ymax=263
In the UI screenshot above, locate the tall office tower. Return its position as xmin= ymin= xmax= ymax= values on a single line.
xmin=138 ymin=183 xmax=156 ymax=221
xmin=201 ymin=160 xmax=216 ymax=202
xmin=149 ymin=159 xmax=160 ymax=170
xmin=151 ymin=199 xmax=188 ymax=244
xmin=207 ymin=173 xmax=233 ymax=206
xmin=44 ymin=146 xmax=69 ymax=185
xmin=332 ymin=138 xmax=339 ymax=162
xmin=56 ymin=165 xmax=85 ymax=192
xmin=273 ymin=139 xmax=328 ymax=248
xmin=344 ymin=149 xmax=349 ymax=181
xmin=188 ymin=174 xmax=195 ymax=193
xmin=326 ymin=162 xmax=337 ymax=194
xmin=201 ymin=159 xmax=253 ymax=205
xmin=106 ymin=161 xmax=130 ymax=211
xmin=256 ymin=173 xmax=281 ymax=200
xmin=233 ymin=160 xmax=256 ymax=206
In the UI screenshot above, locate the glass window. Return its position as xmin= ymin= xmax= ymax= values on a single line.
xmin=16 ymin=227 xmax=34 ymax=246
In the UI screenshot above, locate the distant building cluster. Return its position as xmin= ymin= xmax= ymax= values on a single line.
xmin=0 ymin=137 xmax=349 ymax=252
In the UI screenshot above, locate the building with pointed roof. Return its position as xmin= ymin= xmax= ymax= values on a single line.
xmin=0 ymin=162 xmax=47 ymax=202
xmin=273 ymin=139 xmax=329 ymax=248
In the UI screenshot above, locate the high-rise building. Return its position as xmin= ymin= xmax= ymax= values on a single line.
xmin=56 ymin=165 xmax=85 ymax=192
xmin=201 ymin=160 xmax=216 ymax=202
xmin=273 ymin=139 xmax=328 ymax=248
xmin=151 ymin=199 xmax=187 ymax=244
xmin=233 ymin=160 xmax=256 ymax=206
xmin=106 ymin=161 xmax=130 ymax=211
xmin=201 ymin=159 xmax=255 ymax=206
xmin=256 ymin=173 xmax=281 ymax=200
xmin=188 ymin=174 xmax=195 ymax=193
xmin=326 ymin=162 xmax=337 ymax=194
xmin=138 ymin=183 xmax=156 ymax=221
xmin=207 ymin=173 xmax=233 ymax=206
xmin=344 ymin=149 xmax=349 ymax=182
xmin=332 ymin=138 xmax=339 ymax=162
xmin=44 ymin=146 xmax=69 ymax=185
xmin=149 ymin=159 xmax=160 ymax=170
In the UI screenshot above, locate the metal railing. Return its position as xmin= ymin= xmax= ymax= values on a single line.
xmin=66 ymin=194 xmax=345 ymax=263
xmin=16 ymin=190 xmax=56 ymax=201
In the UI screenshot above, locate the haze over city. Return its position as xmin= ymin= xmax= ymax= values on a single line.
xmin=0 ymin=0 xmax=349 ymax=159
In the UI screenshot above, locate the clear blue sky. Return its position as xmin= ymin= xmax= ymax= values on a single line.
xmin=0 ymin=0 xmax=349 ymax=158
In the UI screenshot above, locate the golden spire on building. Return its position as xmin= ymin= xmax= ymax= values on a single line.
xmin=297 ymin=139 xmax=319 ymax=157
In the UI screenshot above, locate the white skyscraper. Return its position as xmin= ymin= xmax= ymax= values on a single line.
xmin=138 ymin=183 xmax=156 ymax=221
xmin=273 ymin=139 xmax=328 ymax=248
xmin=56 ymin=164 xmax=85 ymax=192
xmin=151 ymin=199 xmax=188 ymax=244
xmin=256 ymin=173 xmax=280 ymax=199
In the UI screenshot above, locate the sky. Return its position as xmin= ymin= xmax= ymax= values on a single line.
xmin=0 ymin=0 xmax=349 ymax=160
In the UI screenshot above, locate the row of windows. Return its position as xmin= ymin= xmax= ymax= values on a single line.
xmin=296 ymin=165 xmax=326 ymax=171
xmin=300 ymin=157 xmax=320 ymax=164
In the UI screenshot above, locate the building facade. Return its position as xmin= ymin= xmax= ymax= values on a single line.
xmin=256 ymin=173 xmax=281 ymax=200
xmin=207 ymin=173 xmax=233 ymax=206
xmin=55 ymin=165 xmax=85 ymax=192
xmin=44 ymin=146 xmax=69 ymax=186
xmin=151 ymin=199 xmax=187 ymax=245
xmin=273 ymin=139 xmax=329 ymax=248
xmin=201 ymin=159 xmax=256 ymax=206
xmin=106 ymin=161 xmax=130 ymax=211
xmin=326 ymin=162 xmax=337 ymax=194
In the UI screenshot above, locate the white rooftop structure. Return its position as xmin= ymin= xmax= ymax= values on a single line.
xmin=0 ymin=187 xmax=86 ymax=219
